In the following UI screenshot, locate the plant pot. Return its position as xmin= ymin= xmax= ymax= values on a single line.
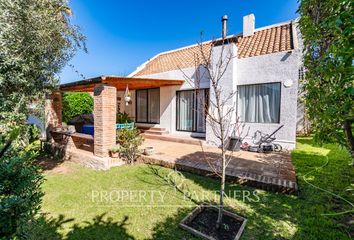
xmin=67 ymin=125 xmax=76 ymax=133
xmin=109 ymin=151 xmax=120 ymax=158
xmin=179 ymin=205 xmax=247 ymax=240
xmin=228 ymin=137 xmax=242 ymax=151
xmin=144 ymin=147 xmax=154 ymax=156
xmin=124 ymin=96 xmax=131 ymax=102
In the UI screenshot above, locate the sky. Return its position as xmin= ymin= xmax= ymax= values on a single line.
xmin=59 ymin=0 xmax=299 ymax=84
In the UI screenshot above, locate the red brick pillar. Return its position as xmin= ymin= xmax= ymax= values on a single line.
xmin=45 ymin=91 xmax=62 ymax=140
xmin=94 ymin=84 xmax=117 ymax=157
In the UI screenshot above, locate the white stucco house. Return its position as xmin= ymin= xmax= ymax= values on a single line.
xmin=119 ymin=14 xmax=303 ymax=150
xmin=60 ymin=14 xmax=303 ymax=150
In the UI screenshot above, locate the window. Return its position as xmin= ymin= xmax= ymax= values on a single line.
xmin=238 ymin=83 xmax=281 ymax=123
xmin=176 ymin=89 xmax=209 ymax=132
xmin=136 ymin=88 xmax=160 ymax=123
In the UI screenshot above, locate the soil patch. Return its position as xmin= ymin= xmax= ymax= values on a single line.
xmin=36 ymin=156 xmax=72 ymax=174
xmin=185 ymin=207 xmax=244 ymax=240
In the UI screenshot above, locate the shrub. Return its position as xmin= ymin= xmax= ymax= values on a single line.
xmin=110 ymin=145 xmax=121 ymax=153
xmin=298 ymin=0 xmax=354 ymax=158
xmin=62 ymin=92 xmax=93 ymax=123
xmin=116 ymin=112 xmax=131 ymax=124
xmin=117 ymin=128 xmax=144 ymax=164
xmin=0 ymin=138 xmax=43 ymax=238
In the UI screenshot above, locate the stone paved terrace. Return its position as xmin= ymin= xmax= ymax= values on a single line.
xmin=139 ymin=139 xmax=298 ymax=194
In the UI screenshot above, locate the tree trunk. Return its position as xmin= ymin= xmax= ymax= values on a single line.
xmin=0 ymin=141 xmax=12 ymax=159
xmin=216 ymin=149 xmax=226 ymax=228
xmin=343 ymin=119 xmax=354 ymax=159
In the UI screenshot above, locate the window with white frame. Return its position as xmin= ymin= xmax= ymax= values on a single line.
xmin=238 ymin=82 xmax=281 ymax=123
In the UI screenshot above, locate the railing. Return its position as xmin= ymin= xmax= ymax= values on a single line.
xmin=116 ymin=122 xmax=134 ymax=130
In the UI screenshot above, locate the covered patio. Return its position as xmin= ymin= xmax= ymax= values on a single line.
xmin=45 ymin=75 xmax=184 ymax=162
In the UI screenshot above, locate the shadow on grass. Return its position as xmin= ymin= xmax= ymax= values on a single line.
xmin=67 ymin=213 xmax=134 ymax=240
xmin=148 ymin=207 xmax=199 ymax=240
xmin=143 ymin=143 xmax=353 ymax=239
xmin=20 ymin=213 xmax=134 ymax=240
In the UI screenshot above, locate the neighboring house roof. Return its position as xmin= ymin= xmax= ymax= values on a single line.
xmin=132 ymin=21 xmax=294 ymax=77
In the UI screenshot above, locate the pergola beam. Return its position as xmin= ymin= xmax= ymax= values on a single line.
xmin=60 ymin=76 xmax=184 ymax=92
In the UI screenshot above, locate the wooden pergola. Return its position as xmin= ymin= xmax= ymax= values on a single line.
xmin=45 ymin=75 xmax=185 ymax=158
xmin=60 ymin=76 xmax=184 ymax=92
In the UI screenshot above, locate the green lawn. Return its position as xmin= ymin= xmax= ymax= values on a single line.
xmin=29 ymin=137 xmax=353 ymax=239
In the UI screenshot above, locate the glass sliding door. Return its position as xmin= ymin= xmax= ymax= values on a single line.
xmin=136 ymin=90 xmax=148 ymax=122
xmin=176 ymin=90 xmax=195 ymax=131
xmin=136 ymin=88 xmax=160 ymax=123
xmin=148 ymin=88 xmax=160 ymax=123
xmin=176 ymin=89 xmax=208 ymax=132
xmin=196 ymin=90 xmax=208 ymax=133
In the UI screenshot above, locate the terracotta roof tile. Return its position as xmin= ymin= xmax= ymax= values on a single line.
xmin=134 ymin=22 xmax=293 ymax=76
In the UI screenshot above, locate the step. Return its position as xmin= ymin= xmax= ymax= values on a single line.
xmin=137 ymin=127 xmax=166 ymax=131
xmin=144 ymin=130 xmax=169 ymax=135
xmin=142 ymin=133 xmax=204 ymax=146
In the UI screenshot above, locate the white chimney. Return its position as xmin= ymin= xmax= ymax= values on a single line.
xmin=243 ymin=14 xmax=255 ymax=37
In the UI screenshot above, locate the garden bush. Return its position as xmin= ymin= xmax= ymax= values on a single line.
xmin=116 ymin=112 xmax=132 ymax=124
xmin=117 ymin=127 xmax=144 ymax=164
xmin=0 ymin=128 xmax=43 ymax=239
xmin=62 ymin=92 xmax=93 ymax=123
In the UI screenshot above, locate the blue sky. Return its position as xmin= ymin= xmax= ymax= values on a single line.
xmin=60 ymin=0 xmax=299 ymax=84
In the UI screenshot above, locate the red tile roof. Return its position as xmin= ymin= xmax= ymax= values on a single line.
xmin=134 ymin=22 xmax=294 ymax=77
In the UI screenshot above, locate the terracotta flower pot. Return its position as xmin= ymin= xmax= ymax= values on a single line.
xmin=109 ymin=151 xmax=120 ymax=158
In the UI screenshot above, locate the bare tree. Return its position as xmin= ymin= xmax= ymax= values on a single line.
xmin=180 ymin=34 xmax=244 ymax=228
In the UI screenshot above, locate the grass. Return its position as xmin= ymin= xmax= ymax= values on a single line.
xmin=30 ymin=137 xmax=353 ymax=239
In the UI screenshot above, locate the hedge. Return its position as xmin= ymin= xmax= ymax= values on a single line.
xmin=62 ymin=92 xmax=93 ymax=123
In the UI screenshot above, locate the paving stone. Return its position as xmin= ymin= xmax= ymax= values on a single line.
xmin=138 ymin=139 xmax=298 ymax=194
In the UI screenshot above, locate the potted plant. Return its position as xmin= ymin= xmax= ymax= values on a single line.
xmin=143 ymin=146 xmax=154 ymax=155
xmin=117 ymin=112 xmax=131 ymax=124
xmin=109 ymin=145 xmax=120 ymax=158
xmin=116 ymin=112 xmax=134 ymax=130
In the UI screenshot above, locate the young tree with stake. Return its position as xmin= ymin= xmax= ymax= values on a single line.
xmin=180 ymin=15 xmax=243 ymax=228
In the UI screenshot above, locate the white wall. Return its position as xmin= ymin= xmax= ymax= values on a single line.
xmin=235 ymin=50 xmax=300 ymax=149
xmin=136 ymin=66 xmax=209 ymax=137
xmin=118 ymin=90 xmax=135 ymax=122
xmin=138 ymin=66 xmax=210 ymax=90
xmin=205 ymin=43 xmax=238 ymax=146
xmin=133 ymin=41 xmax=301 ymax=149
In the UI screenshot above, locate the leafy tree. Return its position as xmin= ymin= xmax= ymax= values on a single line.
xmin=0 ymin=0 xmax=85 ymax=134
xmin=298 ymin=0 xmax=354 ymax=158
xmin=0 ymin=0 xmax=85 ymax=237
xmin=62 ymin=92 xmax=93 ymax=123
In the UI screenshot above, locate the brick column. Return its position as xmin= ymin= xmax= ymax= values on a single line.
xmin=45 ymin=90 xmax=62 ymax=141
xmin=94 ymin=84 xmax=117 ymax=157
